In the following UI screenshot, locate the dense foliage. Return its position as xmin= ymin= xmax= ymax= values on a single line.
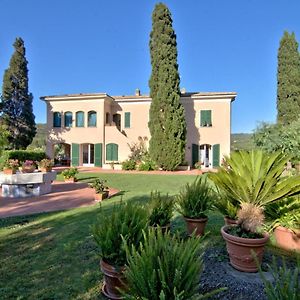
xmin=276 ymin=31 xmax=300 ymax=125
xmin=1 ymin=38 xmax=36 ymax=149
xmin=148 ymin=3 xmax=186 ymax=171
xmin=92 ymin=202 xmax=148 ymax=267
xmin=123 ymin=229 xmax=221 ymax=300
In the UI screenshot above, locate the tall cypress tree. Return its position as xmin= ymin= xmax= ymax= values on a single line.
xmin=148 ymin=3 xmax=186 ymax=171
xmin=277 ymin=31 xmax=300 ymax=125
xmin=1 ymin=38 xmax=36 ymax=149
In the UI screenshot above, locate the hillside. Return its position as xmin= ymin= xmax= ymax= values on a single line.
xmin=231 ymin=133 xmax=254 ymax=151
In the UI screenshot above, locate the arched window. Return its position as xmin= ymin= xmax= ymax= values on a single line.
xmin=64 ymin=111 xmax=73 ymax=127
xmin=53 ymin=112 xmax=61 ymax=127
xmin=76 ymin=111 xmax=84 ymax=127
xmin=88 ymin=111 xmax=97 ymax=127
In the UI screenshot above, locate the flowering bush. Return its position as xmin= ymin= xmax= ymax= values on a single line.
xmin=3 ymin=159 xmax=19 ymax=170
xmin=22 ymin=160 xmax=36 ymax=169
xmin=38 ymin=159 xmax=53 ymax=169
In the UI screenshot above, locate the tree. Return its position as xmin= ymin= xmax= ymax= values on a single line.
xmin=148 ymin=3 xmax=186 ymax=171
xmin=277 ymin=31 xmax=300 ymax=125
xmin=1 ymin=38 xmax=36 ymax=149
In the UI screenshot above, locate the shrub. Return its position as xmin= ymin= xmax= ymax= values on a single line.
xmin=89 ymin=178 xmax=108 ymax=194
xmin=258 ymin=257 xmax=300 ymax=300
xmin=92 ymin=202 xmax=148 ymax=267
xmin=148 ymin=191 xmax=174 ymax=227
xmin=122 ymin=159 xmax=136 ymax=170
xmin=61 ymin=167 xmax=78 ymax=179
xmin=123 ymin=228 xmax=224 ymax=299
xmin=213 ymin=193 xmax=239 ymax=220
xmin=177 ymin=176 xmax=214 ymax=219
xmin=138 ymin=157 xmax=157 ymax=171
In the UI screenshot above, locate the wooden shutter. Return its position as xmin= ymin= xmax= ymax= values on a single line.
xmin=71 ymin=143 xmax=79 ymax=166
xmin=207 ymin=110 xmax=212 ymax=126
xmin=106 ymin=143 xmax=118 ymax=161
xmin=94 ymin=143 xmax=103 ymax=167
xmin=212 ymin=144 xmax=220 ymax=168
xmin=200 ymin=110 xmax=212 ymax=126
xmin=124 ymin=112 xmax=131 ymax=128
xmin=192 ymin=144 xmax=199 ymax=167
xmin=200 ymin=111 xmax=205 ymax=126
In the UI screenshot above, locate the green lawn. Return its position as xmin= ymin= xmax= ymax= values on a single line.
xmin=1 ymin=172 xmax=222 ymax=300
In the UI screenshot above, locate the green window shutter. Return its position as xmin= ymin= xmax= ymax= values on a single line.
xmin=71 ymin=143 xmax=79 ymax=166
xmin=200 ymin=110 xmax=212 ymax=126
xmin=106 ymin=143 xmax=118 ymax=161
xmin=124 ymin=112 xmax=131 ymax=128
xmin=192 ymin=144 xmax=199 ymax=167
xmin=94 ymin=143 xmax=103 ymax=167
xmin=212 ymin=144 xmax=220 ymax=168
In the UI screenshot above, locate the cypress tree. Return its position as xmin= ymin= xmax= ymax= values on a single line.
xmin=1 ymin=38 xmax=36 ymax=149
xmin=277 ymin=31 xmax=300 ymax=125
xmin=148 ymin=3 xmax=186 ymax=171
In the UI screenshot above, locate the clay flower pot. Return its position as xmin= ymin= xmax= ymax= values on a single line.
xmin=64 ymin=177 xmax=76 ymax=183
xmin=221 ymin=225 xmax=269 ymax=272
xmin=274 ymin=226 xmax=300 ymax=252
xmin=21 ymin=166 xmax=36 ymax=173
xmin=184 ymin=217 xmax=208 ymax=236
xmin=40 ymin=167 xmax=52 ymax=173
xmin=100 ymin=259 xmax=126 ymax=300
xmin=3 ymin=168 xmax=16 ymax=175
xmin=95 ymin=191 xmax=109 ymax=201
xmin=224 ymin=216 xmax=238 ymax=226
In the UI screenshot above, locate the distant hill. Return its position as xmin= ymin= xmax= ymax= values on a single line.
xmin=231 ymin=133 xmax=254 ymax=151
xmin=27 ymin=123 xmax=47 ymax=150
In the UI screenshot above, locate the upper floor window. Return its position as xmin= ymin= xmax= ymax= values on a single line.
xmin=124 ymin=112 xmax=131 ymax=128
xmin=106 ymin=112 xmax=110 ymax=125
xmin=76 ymin=111 xmax=84 ymax=127
xmin=64 ymin=111 xmax=73 ymax=127
xmin=88 ymin=111 xmax=97 ymax=127
xmin=200 ymin=110 xmax=212 ymax=127
xmin=53 ymin=112 xmax=61 ymax=127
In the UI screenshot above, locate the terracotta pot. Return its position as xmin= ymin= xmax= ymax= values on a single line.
xmin=64 ymin=177 xmax=76 ymax=183
xmin=95 ymin=191 xmax=109 ymax=201
xmin=3 ymin=168 xmax=15 ymax=175
xmin=100 ymin=259 xmax=126 ymax=300
xmin=40 ymin=167 xmax=52 ymax=173
xmin=221 ymin=225 xmax=269 ymax=272
xmin=274 ymin=226 xmax=300 ymax=252
xmin=21 ymin=167 xmax=35 ymax=173
xmin=224 ymin=216 xmax=238 ymax=226
xmin=184 ymin=217 xmax=208 ymax=236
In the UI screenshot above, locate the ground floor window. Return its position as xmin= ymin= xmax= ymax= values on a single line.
xmin=82 ymin=144 xmax=94 ymax=166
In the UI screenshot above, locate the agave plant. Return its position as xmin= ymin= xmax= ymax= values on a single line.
xmin=210 ymin=150 xmax=300 ymax=233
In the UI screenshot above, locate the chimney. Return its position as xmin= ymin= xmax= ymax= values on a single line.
xmin=135 ymin=88 xmax=141 ymax=96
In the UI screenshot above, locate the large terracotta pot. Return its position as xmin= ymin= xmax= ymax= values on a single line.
xmin=221 ymin=225 xmax=269 ymax=272
xmin=3 ymin=168 xmax=15 ymax=175
xmin=184 ymin=217 xmax=208 ymax=236
xmin=274 ymin=226 xmax=300 ymax=252
xmin=95 ymin=191 xmax=109 ymax=201
xmin=224 ymin=216 xmax=238 ymax=226
xmin=100 ymin=259 xmax=126 ymax=300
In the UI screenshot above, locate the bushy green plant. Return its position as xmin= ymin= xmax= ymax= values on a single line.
xmin=213 ymin=194 xmax=239 ymax=220
xmin=123 ymin=228 xmax=224 ymax=300
xmin=89 ymin=178 xmax=108 ymax=194
xmin=122 ymin=159 xmax=136 ymax=170
xmin=92 ymin=202 xmax=148 ymax=267
xmin=209 ymin=150 xmax=300 ymax=234
xmin=61 ymin=167 xmax=78 ymax=179
xmin=148 ymin=191 xmax=174 ymax=227
xmin=177 ymin=176 xmax=214 ymax=219
xmin=258 ymin=257 xmax=300 ymax=300
xmin=3 ymin=159 xmax=19 ymax=170
xmin=138 ymin=156 xmax=157 ymax=171
xmin=38 ymin=158 xmax=53 ymax=169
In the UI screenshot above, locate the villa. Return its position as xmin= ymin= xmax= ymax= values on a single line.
xmin=41 ymin=89 xmax=236 ymax=169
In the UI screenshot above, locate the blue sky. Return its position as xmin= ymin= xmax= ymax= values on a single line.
xmin=0 ymin=0 xmax=299 ymax=133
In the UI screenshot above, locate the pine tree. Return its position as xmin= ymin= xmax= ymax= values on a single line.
xmin=1 ymin=38 xmax=36 ymax=149
xmin=148 ymin=3 xmax=186 ymax=171
xmin=277 ymin=31 xmax=300 ymax=125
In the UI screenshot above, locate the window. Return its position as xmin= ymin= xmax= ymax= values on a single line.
xmin=200 ymin=110 xmax=212 ymax=127
xmin=106 ymin=143 xmax=118 ymax=161
xmin=106 ymin=112 xmax=110 ymax=125
xmin=124 ymin=112 xmax=131 ymax=128
xmin=64 ymin=112 xmax=73 ymax=127
xmin=53 ymin=112 xmax=61 ymax=127
xmin=76 ymin=111 xmax=84 ymax=127
xmin=88 ymin=111 xmax=97 ymax=127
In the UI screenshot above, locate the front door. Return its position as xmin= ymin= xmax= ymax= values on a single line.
xmin=82 ymin=144 xmax=95 ymax=166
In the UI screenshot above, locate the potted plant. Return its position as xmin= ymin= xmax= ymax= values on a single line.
xmin=266 ymin=197 xmax=300 ymax=252
xmin=61 ymin=167 xmax=78 ymax=182
xmin=38 ymin=158 xmax=53 ymax=172
xmin=92 ymin=202 xmax=148 ymax=299
xmin=3 ymin=159 xmax=19 ymax=175
xmin=177 ymin=176 xmax=214 ymax=236
xmin=148 ymin=191 xmax=174 ymax=232
xmin=20 ymin=160 xmax=36 ymax=173
xmin=210 ymin=150 xmax=300 ymax=272
xmin=89 ymin=178 xmax=109 ymax=201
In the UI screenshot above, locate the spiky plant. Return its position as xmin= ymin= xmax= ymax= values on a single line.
xmin=237 ymin=203 xmax=264 ymax=233
xmin=122 ymin=228 xmax=225 ymax=299
xmin=209 ymin=150 xmax=300 ymax=233
xmin=214 ymin=191 xmax=239 ymax=220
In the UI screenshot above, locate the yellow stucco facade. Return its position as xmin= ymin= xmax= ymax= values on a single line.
xmin=41 ymin=91 xmax=236 ymax=169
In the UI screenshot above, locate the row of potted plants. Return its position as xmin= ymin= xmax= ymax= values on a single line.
xmin=2 ymin=158 xmax=54 ymax=174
